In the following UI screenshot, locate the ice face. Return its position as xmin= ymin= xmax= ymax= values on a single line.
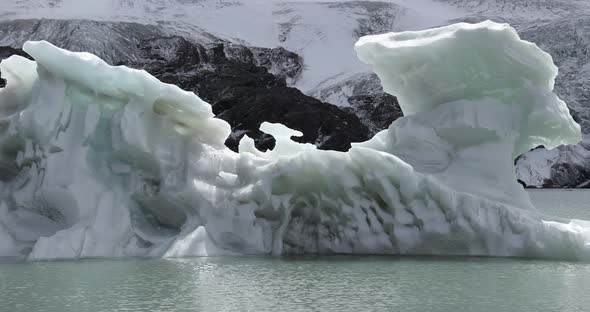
xmin=355 ymin=21 xmax=580 ymax=155
xmin=0 ymin=21 xmax=588 ymax=261
xmin=354 ymin=20 xmax=582 ymax=213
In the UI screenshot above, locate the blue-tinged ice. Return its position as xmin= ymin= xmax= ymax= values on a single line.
xmin=0 ymin=21 xmax=587 ymax=260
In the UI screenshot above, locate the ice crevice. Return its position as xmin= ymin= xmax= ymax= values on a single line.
xmin=0 ymin=20 xmax=588 ymax=260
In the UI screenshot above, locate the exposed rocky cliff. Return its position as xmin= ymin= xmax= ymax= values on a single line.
xmin=0 ymin=21 xmax=379 ymax=152
xmin=124 ymin=36 xmax=371 ymax=151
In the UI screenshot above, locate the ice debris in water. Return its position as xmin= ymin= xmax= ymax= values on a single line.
xmin=0 ymin=20 xmax=587 ymax=261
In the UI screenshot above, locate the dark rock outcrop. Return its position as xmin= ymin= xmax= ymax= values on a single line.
xmin=0 ymin=36 xmax=370 ymax=152
xmin=128 ymin=36 xmax=370 ymax=151
xmin=346 ymin=93 xmax=403 ymax=134
xmin=544 ymin=162 xmax=590 ymax=188
xmin=313 ymin=72 xmax=403 ymax=135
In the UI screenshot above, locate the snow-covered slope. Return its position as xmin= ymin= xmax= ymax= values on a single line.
xmin=439 ymin=0 xmax=589 ymax=21
xmin=1 ymin=0 xmax=590 ymax=187
xmin=0 ymin=0 xmax=461 ymax=98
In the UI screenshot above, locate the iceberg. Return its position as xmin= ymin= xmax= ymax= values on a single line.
xmin=0 ymin=20 xmax=588 ymax=261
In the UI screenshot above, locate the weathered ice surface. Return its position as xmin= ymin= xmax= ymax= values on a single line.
xmin=0 ymin=21 xmax=588 ymax=261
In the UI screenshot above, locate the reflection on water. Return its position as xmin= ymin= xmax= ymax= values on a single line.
xmin=2 ymin=255 xmax=590 ymax=312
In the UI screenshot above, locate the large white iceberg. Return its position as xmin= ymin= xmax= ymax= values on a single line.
xmin=0 ymin=20 xmax=588 ymax=260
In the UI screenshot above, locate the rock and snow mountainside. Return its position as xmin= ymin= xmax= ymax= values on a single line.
xmin=125 ymin=36 xmax=370 ymax=151
xmin=0 ymin=19 xmax=373 ymax=152
xmin=1 ymin=22 xmax=589 ymax=261
xmin=1 ymin=0 xmax=590 ymax=187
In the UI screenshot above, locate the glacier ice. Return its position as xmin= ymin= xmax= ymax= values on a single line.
xmin=0 ymin=20 xmax=588 ymax=261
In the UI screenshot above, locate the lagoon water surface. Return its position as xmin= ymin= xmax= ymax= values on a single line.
xmin=1 ymin=190 xmax=589 ymax=312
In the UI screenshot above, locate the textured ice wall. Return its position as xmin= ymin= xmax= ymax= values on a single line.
xmin=354 ymin=20 xmax=582 ymax=214
xmin=0 ymin=21 xmax=588 ymax=261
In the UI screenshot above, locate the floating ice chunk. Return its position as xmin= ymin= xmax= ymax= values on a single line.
xmin=258 ymin=122 xmax=316 ymax=157
xmin=0 ymin=21 xmax=588 ymax=261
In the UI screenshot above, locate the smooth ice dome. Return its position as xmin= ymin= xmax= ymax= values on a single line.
xmin=0 ymin=21 xmax=588 ymax=261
